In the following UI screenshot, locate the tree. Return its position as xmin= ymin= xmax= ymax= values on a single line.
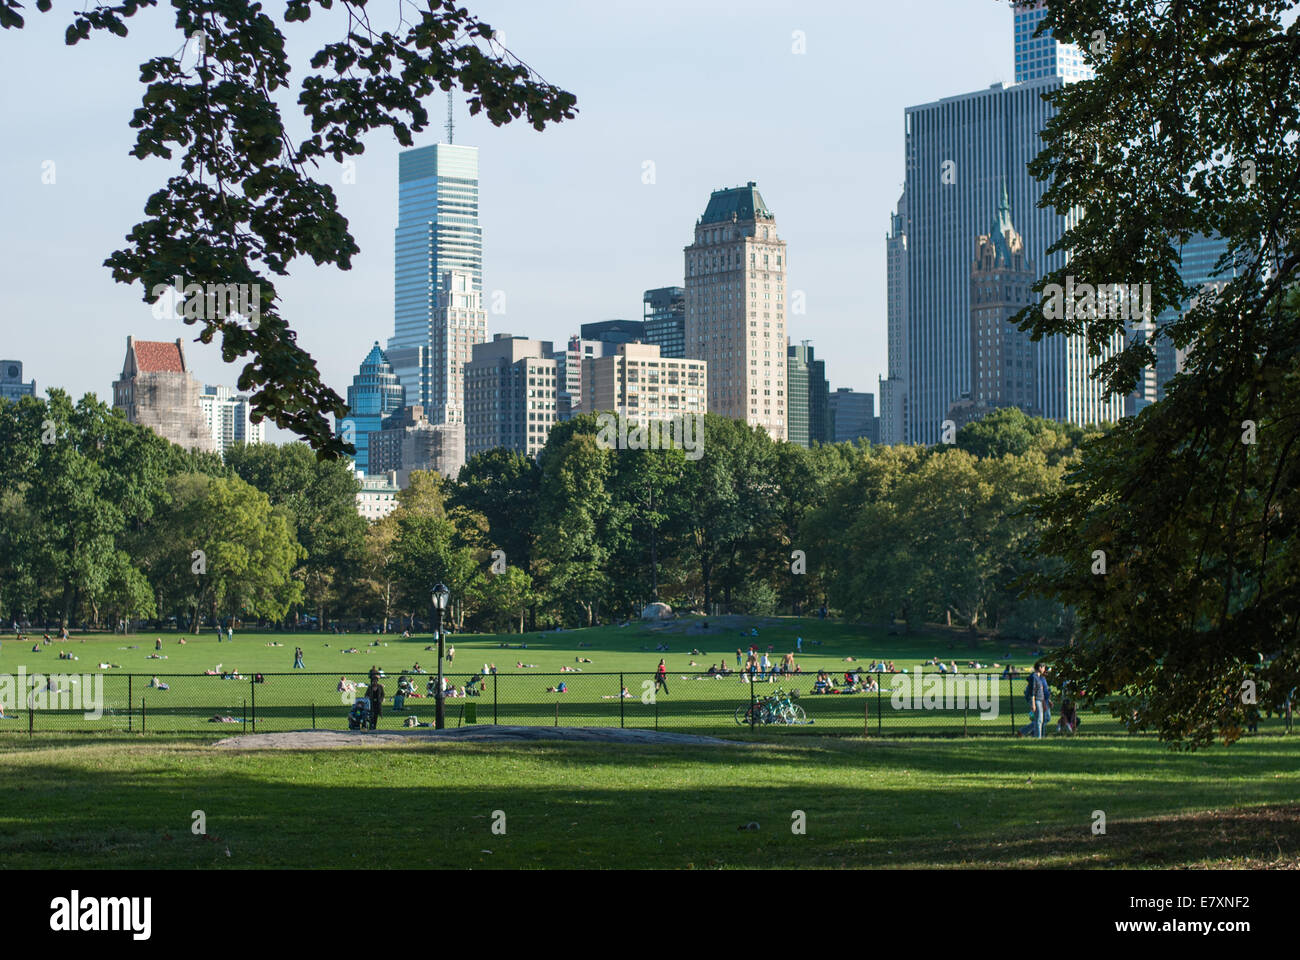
xmin=225 ymin=442 xmax=365 ymax=626
xmin=148 ymin=472 xmax=304 ymax=630
xmin=1 ymin=0 xmax=576 ymax=455
xmin=1019 ymin=1 xmax=1300 ymax=745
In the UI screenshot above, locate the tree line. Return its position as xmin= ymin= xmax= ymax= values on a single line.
xmin=0 ymin=392 xmax=1093 ymax=638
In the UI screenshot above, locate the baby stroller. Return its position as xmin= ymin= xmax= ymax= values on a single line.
xmin=348 ymin=696 xmax=371 ymax=730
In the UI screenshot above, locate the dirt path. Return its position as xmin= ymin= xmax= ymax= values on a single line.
xmin=212 ymin=725 xmax=743 ymax=749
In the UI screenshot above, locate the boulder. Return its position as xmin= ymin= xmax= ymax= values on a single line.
xmin=640 ymin=602 xmax=674 ymax=621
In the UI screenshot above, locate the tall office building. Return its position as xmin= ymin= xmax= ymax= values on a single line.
xmin=685 ymin=181 xmax=787 ymax=440
xmin=1013 ymin=1 xmax=1093 ymax=83
xmin=112 ymin=338 xmax=217 ymax=453
xmin=828 ymin=388 xmax=878 ymax=445
xmin=643 ymin=287 xmax=687 ymax=359
xmin=340 ymin=342 xmax=404 ymax=474
xmin=786 ymin=342 xmax=829 ymax=447
xmin=387 ymin=270 xmax=487 ymax=421
xmin=389 ymin=143 xmax=484 ymax=413
xmin=895 ymin=4 xmax=1121 ymax=444
xmin=880 ymin=193 xmax=909 ymax=445
xmin=967 ymin=184 xmax=1039 ymax=414
xmin=576 ymin=342 xmax=707 ymax=426
xmin=464 ymin=335 xmax=558 ymax=460
xmin=0 ymin=360 xmax=36 ymax=402
xmin=199 ymin=384 xmax=264 ymax=456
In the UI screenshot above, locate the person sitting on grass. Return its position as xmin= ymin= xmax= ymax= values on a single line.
xmin=812 ymin=671 xmax=832 ymax=694
xmin=516 ymin=661 xmax=537 ymax=668
xmin=545 ymin=682 xmax=568 ymax=693
xmin=1058 ymin=699 xmax=1080 ymax=735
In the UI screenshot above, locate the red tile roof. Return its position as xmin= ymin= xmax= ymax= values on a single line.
xmin=133 ymin=340 xmax=185 ymax=373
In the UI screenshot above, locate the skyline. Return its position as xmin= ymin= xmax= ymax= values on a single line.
xmin=0 ymin=0 xmax=1023 ymax=444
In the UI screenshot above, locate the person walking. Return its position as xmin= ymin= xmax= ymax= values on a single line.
xmin=654 ymin=659 xmax=670 ymax=696
xmin=365 ymin=677 xmax=385 ymax=730
xmin=292 ymin=646 xmax=305 ymax=669
xmin=1020 ymin=661 xmax=1050 ymax=738
xmin=795 ymin=636 xmax=803 ymax=654
xmin=227 ymin=625 xmax=234 ymax=643
xmin=735 ymin=648 xmax=742 ymax=668
xmin=447 ymin=644 xmax=455 ymax=665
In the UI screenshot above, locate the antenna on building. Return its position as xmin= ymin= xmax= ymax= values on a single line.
xmin=446 ymin=90 xmax=454 ymax=144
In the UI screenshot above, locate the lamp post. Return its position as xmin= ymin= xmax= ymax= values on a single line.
xmin=431 ymin=582 xmax=450 ymax=729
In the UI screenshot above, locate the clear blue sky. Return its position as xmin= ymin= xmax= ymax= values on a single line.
xmin=0 ymin=0 xmax=1016 ymax=441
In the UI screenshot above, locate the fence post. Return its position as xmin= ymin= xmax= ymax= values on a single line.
xmin=1009 ymin=677 xmax=1015 ymax=734
xmin=128 ymin=675 xmax=133 ymax=732
xmin=749 ymin=672 xmax=755 ymax=731
xmin=655 ymin=686 xmax=659 ymax=731
xmin=312 ymin=702 xmax=316 ymax=730
xmin=493 ymin=674 xmax=498 ymax=725
xmin=620 ymin=673 xmax=624 ymax=729
xmin=141 ymin=697 xmax=146 ymax=734
xmin=964 ymin=695 xmax=969 ymax=737
xmin=864 ymin=701 xmax=869 ymax=737
xmin=877 ymin=685 xmax=882 ymax=735
xmin=243 ymin=701 xmax=247 ymax=734
xmin=28 ymin=699 xmax=33 ymax=738
xmin=251 ymin=676 xmax=256 ymax=733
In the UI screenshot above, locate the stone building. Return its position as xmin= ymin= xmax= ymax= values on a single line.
xmin=112 ymin=337 xmax=217 ymax=453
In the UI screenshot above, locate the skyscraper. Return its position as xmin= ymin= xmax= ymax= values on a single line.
xmin=643 ymin=287 xmax=686 ymax=359
xmin=1013 ymin=1 xmax=1094 ymax=83
xmin=967 ymin=184 xmax=1038 ymax=414
xmin=1152 ymin=233 xmax=1235 ymax=401
xmin=786 ymin=342 xmax=829 ymax=447
xmin=556 ymin=336 xmax=618 ymax=422
xmin=685 ymin=181 xmax=787 ymax=440
xmin=341 ymin=342 xmax=405 ymax=474
xmin=880 ymin=193 xmax=909 ymax=445
xmin=892 ymin=4 xmax=1123 ymax=444
xmin=389 ymin=143 xmax=485 ymax=413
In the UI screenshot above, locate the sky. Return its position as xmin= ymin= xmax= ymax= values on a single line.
xmin=0 ymin=0 xmax=1017 ymax=442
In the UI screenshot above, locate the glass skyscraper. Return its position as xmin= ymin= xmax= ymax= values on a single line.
xmin=1013 ymin=1 xmax=1093 ymax=83
xmin=389 ymin=143 xmax=484 ymax=413
xmin=342 ymin=342 xmax=405 ymax=474
xmin=896 ymin=5 xmax=1121 ymax=444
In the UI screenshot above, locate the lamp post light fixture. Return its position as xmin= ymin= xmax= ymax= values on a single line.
xmin=431 ymin=582 xmax=451 ymax=729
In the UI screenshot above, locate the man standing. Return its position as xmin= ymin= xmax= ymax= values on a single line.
xmin=1022 ymin=661 xmax=1051 ymax=738
xmin=366 ymin=677 xmax=385 ymax=730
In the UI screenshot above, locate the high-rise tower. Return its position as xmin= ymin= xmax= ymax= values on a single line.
xmin=684 ymin=181 xmax=787 ymax=440
xmin=389 ymin=143 xmax=485 ymax=415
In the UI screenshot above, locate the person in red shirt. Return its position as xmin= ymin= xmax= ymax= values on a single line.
xmin=655 ymin=659 xmax=670 ymax=696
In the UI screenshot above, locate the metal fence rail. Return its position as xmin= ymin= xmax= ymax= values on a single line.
xmin=6 ymin=670 xmax=1294 ymax=738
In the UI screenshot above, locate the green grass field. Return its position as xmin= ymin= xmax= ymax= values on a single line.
xmin=0 ymin=733 xmax=1297 ymax=869
xmin=2 ymin=616 xmax=1296 ymax=869
xmin=3 ymin=616 xmax=1293 ymax=737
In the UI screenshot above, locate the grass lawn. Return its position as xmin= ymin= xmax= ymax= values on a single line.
xmin=0 ymin=733 xmax=1297 ymax=869
xmin=6 ymin=615 xmax=1239 ymax=736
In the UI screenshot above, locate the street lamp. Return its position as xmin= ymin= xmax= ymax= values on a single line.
xmin=431 ymin=582 xmax=450 ymax=729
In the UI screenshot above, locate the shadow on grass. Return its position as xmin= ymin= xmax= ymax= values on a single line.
xmin=0 ymin=737 xmax=1298 ymax=868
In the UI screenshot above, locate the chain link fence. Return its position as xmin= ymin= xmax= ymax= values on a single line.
xmin=6 ymin=669 xmax=1295 ymax=738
